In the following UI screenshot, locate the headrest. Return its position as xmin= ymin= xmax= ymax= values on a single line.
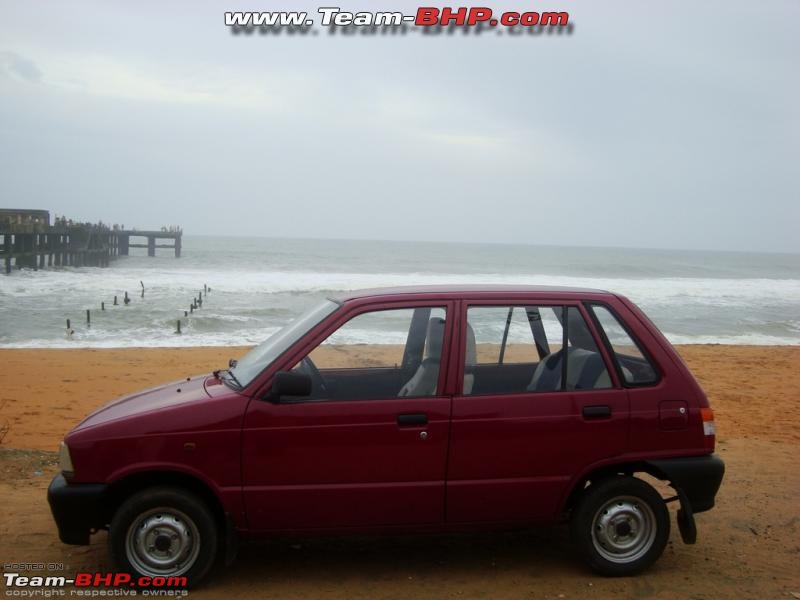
xmin=425 ymin=318 xmax=446 ymax=360
xmin=568 ymin=309 xmax=596 ymax=350
xmin=465 ymin=323 xmax=477 ymax=366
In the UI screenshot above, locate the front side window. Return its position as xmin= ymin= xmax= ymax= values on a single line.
xmin=464 ymin=305 xmax=612 ymax=396
xmin=589 ymin=304 xmax=658 ymax=385
xmin=291 ymin=306 xmax=447 ymax=401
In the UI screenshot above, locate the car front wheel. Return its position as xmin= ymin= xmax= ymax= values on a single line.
xmin=109 ymin=487 xmax=218 ymax=587
xmin=570 ymin=476 xmax=670 ymax=576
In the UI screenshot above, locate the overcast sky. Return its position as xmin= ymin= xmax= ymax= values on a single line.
xmin=0 ymin=1 xmax=797 ymax=252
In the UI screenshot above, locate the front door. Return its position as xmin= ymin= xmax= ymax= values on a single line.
xmin=242 ymin=303 xmax=454 ymax=532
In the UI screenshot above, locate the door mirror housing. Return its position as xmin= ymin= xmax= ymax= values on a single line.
xmin=270 ymin=371 xmax=312 ymax=401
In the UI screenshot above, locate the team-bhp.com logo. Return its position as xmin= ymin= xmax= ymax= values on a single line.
xmin=224 ymin=6 xmax=569 ymax=28
xmin=4 ymin=571 xmax=187 ymax=595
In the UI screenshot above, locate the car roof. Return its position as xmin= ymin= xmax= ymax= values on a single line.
xmin=330 ymin=285 xmax=615 ymax=303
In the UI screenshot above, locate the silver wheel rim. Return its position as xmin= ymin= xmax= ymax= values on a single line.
xmin=591 ymin=495 xmax=657 ymax=564
xmin=125 ymin=507 xmax=200 ymax=577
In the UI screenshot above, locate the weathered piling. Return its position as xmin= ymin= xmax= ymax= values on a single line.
xmin=176 ymin=320 xmax=182 ymax=334
xmin=86 ymin=309 xmax=90 ymax=325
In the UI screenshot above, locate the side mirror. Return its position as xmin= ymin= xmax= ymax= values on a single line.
xmin=270 ymin=371 xmax=312 ymax=401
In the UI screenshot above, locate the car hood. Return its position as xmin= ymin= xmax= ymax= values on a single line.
xmin=73 ymin=375 xmax=212 ymax=432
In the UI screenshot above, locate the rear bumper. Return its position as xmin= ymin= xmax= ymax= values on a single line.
xmin=646 ymin=454 xmax=725 ymax=513
xmin=47 ymin=474 xmax=109 ymax=545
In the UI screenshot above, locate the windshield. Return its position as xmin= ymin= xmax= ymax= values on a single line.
xmin=229 ymin=299 xmax=340 ymax=388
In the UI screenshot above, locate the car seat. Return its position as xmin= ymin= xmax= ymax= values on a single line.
xmin=527 ymin=347 xmax=612 ymax=391
xmin=463 ymin=323 xmax=477 ymax=394
xmin=398 ymin=317 xmax=445 ymax=397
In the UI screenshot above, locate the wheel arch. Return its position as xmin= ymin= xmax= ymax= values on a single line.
xmin=561 ymin=461 xmax=670 ymax=516
xmin=104 ymin=470 xmax=227 ymax=531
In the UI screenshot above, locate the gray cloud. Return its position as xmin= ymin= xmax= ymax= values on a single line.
xmin=0 ymin=50 xmax=42 ymax=83
xmin=0 ymin=0 xmax=797 ymax=252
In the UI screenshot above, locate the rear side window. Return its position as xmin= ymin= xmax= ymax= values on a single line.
xmin=463 ymin=305 xmax=611 ymax=395
xmin=589 ymin=305 xmax=658 ymax=385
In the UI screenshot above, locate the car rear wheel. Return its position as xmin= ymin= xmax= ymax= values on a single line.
xmin=109 ymin=487 xmax=218 ymax=587
xmin=570 ymin=476 xmax=670 ymax=576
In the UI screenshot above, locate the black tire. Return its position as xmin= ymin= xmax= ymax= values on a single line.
xmin=570 ymin=476 xmax=670 ymax=576
xmin=109 ymin=486 xmax=218 ymax=587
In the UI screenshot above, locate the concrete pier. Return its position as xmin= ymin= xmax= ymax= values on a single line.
xmin=0 ymin=209 xmax=182 ymax=273
xmin=118 ymin=231 xmax=181 ymax=258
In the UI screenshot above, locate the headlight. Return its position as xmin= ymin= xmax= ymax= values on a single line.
xmin=59 ymin=441 xmax=74 ymax=478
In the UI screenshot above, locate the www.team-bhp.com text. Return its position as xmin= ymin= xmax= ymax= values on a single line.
xmin=225 ymin=7 xmax=569 ymax=28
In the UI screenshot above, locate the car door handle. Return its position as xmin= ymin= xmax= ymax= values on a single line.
xmin=397 ymin=413 xmax=428 ymax=426
xmin=582 ymin=405 xmax=612 ymax=419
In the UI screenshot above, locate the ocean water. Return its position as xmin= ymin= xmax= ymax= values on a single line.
xmin=0 ymin=236 xmax=798 ymax=348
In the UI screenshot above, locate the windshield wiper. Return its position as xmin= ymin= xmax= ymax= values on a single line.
xmin=215 ymin=368 xmax=243 ymax=390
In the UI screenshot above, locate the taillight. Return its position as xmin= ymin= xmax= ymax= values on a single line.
xmin=701 ymin=408 xmax=716 ymax=437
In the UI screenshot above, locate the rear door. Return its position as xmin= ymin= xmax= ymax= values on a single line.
xmin=446 ymin=301 xmax=630 ymax=524
xmin=242 ymin=301 xmax=455 ymax=532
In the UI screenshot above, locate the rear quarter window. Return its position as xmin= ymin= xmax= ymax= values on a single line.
xmin=588 ymin=304 xmax=659 ymax=386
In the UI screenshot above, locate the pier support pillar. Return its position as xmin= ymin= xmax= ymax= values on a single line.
xmin=148 ymin=236 xmax=156 ymax=257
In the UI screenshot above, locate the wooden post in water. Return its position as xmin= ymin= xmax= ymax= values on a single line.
xmin=86 ymin=309 xmax=90 ymax=325
xmin=176 ymin=320 xmax=181 ymax=334
xmin=4 ymin=234 xmax=10 ymax=274
xmin=101 ymin=301 xmax=105 ymax=311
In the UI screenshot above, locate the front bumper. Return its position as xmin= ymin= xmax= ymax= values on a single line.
xmin=47 ymin=474 xmax=109 ymax=545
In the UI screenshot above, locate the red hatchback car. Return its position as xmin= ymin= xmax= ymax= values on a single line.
xmin=49 ymin=286 xmax=724 ymax=585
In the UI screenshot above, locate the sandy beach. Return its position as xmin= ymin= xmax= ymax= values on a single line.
xmin=1 ymin=345 xmax=799 ymax=598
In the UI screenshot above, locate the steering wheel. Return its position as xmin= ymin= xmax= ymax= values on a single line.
xmin=298 ymin=356 xmax=329 ymax=397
